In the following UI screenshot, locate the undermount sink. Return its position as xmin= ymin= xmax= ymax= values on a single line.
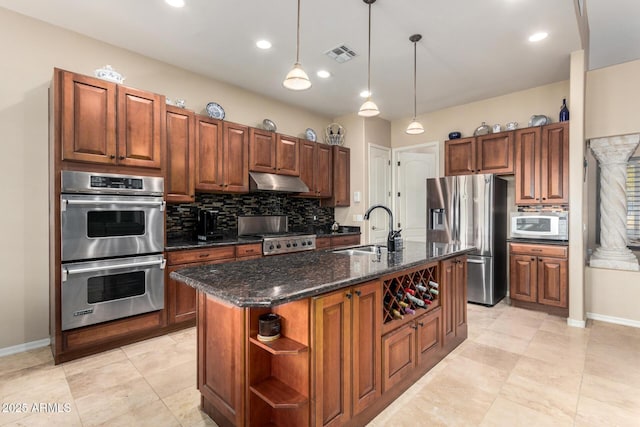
xmin=332 ymin=245 xmax=386 ymax=256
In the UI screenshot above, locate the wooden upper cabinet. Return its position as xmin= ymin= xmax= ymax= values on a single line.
xmin=445 ymin=137 xmax=475 ymax=176
xmin=166 ymin=106 xmax=195 ymax=203
xmin=541 ymin=122 xmax=569 ymax=204
xmin=322 ymin=146 xmax=350 ymax=207
xmin=60 ymin=71 xmax=117 ymax=164
xmin=58 ymin=69 xmax=163 ymax=169
xmin=248 ymin=128 xmax=276 ymax=173
xmin=276 ymin=134 xmax=300 ymax=176
xmin=445 ymin=133 xmax=514 ymax=176
xmin=196 ymin=118 xmax=249 ymax=193
xmin=299 ymin=140 xmax=333 ymax=198
xmin=515 ymin=122 xmax=568 ymax=205
xmin=514 ymin=126 xmax=542 ymax=204
xmin=195 ymin=115 xmax=224 ymax=191
xmin=476 ymin=132 xmax=514 ymax=174
xmin=222 ymin=122 xmax=249 ymax=193
xmin=116 ymin=85 xmax=163 ymax=169
xmin=249 ymin=129 xmax=300 ymax=176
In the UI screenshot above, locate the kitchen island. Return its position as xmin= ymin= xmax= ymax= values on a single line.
xmin=171 ymin=242 xmax=474 ymax=427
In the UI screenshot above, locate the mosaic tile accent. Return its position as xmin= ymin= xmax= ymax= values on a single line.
xmin=166 ymin=192 xmax=334 ymax=236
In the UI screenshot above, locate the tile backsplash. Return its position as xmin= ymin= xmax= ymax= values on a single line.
xmin=166 ymin=192 xmax=335 ymax=237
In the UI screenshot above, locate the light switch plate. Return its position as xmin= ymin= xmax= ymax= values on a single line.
xmin=353 ymin=191 xmax=361 ymax=203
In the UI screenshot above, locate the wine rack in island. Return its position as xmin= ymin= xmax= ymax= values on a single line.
xmin=382 ymin=263 xmax=440 ymax=328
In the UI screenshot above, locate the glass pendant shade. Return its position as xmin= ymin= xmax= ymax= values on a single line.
xmin=283 ymin=63 xmax=311 ymax=90
xmin=358 ymin=98 xmax=380 ymax=117
xmin=406 ymin=119 xmax=424 ymax=134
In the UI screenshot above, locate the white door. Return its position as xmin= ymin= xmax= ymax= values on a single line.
xmin=396 ymin=149 xmax=437 ymax=242
xmin=368 ymin=144 xmax=391 ymax=244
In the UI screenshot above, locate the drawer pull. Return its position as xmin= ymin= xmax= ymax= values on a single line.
xmin=199 ymin=254 xmax=210 ymax=258
xmin=531 ymin=249 xmax=542 ymax=252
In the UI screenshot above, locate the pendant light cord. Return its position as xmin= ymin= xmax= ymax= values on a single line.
xmin=296 ymin=0 xmax=301 ymax=63
xmin=413 ymin=40 xmax=417 ymax=119
xmin=367 ymin=2 xmax=372 ymax=93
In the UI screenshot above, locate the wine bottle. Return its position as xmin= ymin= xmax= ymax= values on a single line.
xmin=428 ymin=281 xmax=439 ymax=289
xmin=416 ymin=283 xmax=427 ymax=292
xmin=392 ymin=309 xmax=404 ymax=320
xmin=559 ymin=98 xmax=569 ymax=122
xmin=404 ymin=288 xmax=415 ymax=296
xmin=407 ymin=294 xmax=425 ymax=307
xmin=404 ymin=307 xmax=415 ymax=315
xmin=429 ymin=288 xmax=439 ymax=296
xmin=398 ymin=300 xmax=409 ymax=308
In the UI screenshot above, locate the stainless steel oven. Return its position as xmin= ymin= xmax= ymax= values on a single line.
xmin=60 ymin=171 xmax=166 ymax=330
xmin=61 ymin=254 xmax=165 ymax=330
xmin=61 ymin=171 xmax=165 ymax=261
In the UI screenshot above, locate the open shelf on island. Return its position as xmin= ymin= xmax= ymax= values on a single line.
xmin=250 ymin=377 xmax=308 ymax=409
xmin=249 ymin=335 xmax=308 ymax=355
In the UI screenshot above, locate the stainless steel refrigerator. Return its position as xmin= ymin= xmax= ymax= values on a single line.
xmin=426 ymin=174 xmax=507 ymax=306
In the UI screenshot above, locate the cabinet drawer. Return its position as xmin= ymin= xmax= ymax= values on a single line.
xmin=315 ymin=237 xmax=331 ymax=249
xmin=331 ymin=235 xmax=361 ymax=248
xmin=236 ymin=243 xmax=262 ymax=258
xmin=509 ymin=243 xmax=567 ymax=258
xmin=167 ymin=246 xmax=236 ymax=265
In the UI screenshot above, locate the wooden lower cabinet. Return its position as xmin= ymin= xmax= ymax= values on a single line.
xmin=315 ymin=234 xmax=361 ymax=251
xmin=312 ymin=280 xmax=382 ymax=427
xmin=509 ymin=243 xmax=568 ymax=313
xmin=441 ymin=256 xmax=468 ymax=351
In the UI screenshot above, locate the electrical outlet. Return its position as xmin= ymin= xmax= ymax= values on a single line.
xmin=353 ymin=214 xmax=363 ymax=222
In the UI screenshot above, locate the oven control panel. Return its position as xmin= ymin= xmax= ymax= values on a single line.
xmin=263 ymin=235 xmax=316 ymax=256
xmin=91 ymin=175 xmax=143 ymax=190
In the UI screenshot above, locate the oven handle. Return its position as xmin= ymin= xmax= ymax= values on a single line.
xmin=62 ymin=258 xmax=166 ymax=282
xmin=61 ymin=199 xmax=166 ymax=211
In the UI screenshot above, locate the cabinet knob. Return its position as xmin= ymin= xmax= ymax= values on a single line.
xmin=109 ymin=155 xmax=116 ymax=159
xmin=345 ymin=292 xmax=352 ymax=299
xmin=418 ymin=321 xmax=425 ymax=327
xmin=355 ymin=290 xmax=362 ymax=297
xmin=410 ymin=324 xmax=418 ymax=330
xmin=119 ymin=156 xmax=125 ymax=160
xmin=531 ymin=258 xmax=535 ymax=261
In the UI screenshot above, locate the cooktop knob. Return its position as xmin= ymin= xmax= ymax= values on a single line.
xmin=276 ymin=244 xmax=282 ymax=249
xmin=286 ymin=243 xmax=291 ymax=248
xmin=301 ymin=241 xmax=306 ymax=246
xmin=293 ymin=242 xmax=298 ymax=247
xmin=269 ymin=244 xmax=274 ymax=250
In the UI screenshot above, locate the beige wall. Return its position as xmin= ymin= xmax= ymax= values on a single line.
xmin=583 ymin=58 xmax=640 ymax=323
xmin=0 ymin=7 xmax=331 ymax=350
xmin=391 ymin=80 xmax=570 ymax=175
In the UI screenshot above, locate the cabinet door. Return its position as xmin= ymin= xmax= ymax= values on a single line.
xmin=352 ymin=281 xmax=382 ymax=416
xmin=441 ymin=258 xmax=456 ymax=345
xmin=381 ymin=323 xmax=416 ymax=393
xmin=316 ymin=143 xmax=333 ymax=198
xmin=537 ymin=257 xmax=568 ymax=308
xmin=454 ymin=257 xmax=468 ymax=339
xmin=298 ymin=140 xmax=317 ymax=197
xmin=60 ymin=71 xmax=117 ymax=164
xmin=541 ymin=122 xmax=569 ymax=204
xmin=313 ymin=290 xmax=351 ymax=427
xmin=476 ymin=132 xmax=514 ymax=174
xmin=276 ymin=134 xmax=300 ymax=176
xmin=166 ymin=265 xmax=196 ymax=324
xmin=166 ymin=106 xmax=195 ymax=203
xmin=514 ymin=127 xmax=542 ymax=205
xmin=222 ymin=122 xmax=249 ymax=193
xmin=116 ymin=85 xmax=163 ymax=169
xmin=416 ymin=308 xmax=442 ymax=370
xmin=444 ymin=137 xmax=476 ymax=176
xmin=195 ymin=116 xmax=224 ymax=191
xmin=509 ymin=254 xmax=537 ymax=302
xmin=326 ymin=146 xmax=350 ymax=207
xmin=249 ymin=128 xmax=276 ymax=173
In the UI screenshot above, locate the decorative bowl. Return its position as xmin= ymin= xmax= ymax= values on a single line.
xmin=448 ymin=131 xmax=461 ymax=140
xmin=94 ymin=65 xmax=125 ymax=84
xmin=262 ymin=119 xmax=277 ymax=132
xmin=473 ymin=122 xmax=491 ymax=136
xmin=529 ymin=115 xmax=550 ymax=127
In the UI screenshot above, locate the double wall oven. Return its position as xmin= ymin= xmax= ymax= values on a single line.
xmin=60 ymin=171 xmax=166 ymax=331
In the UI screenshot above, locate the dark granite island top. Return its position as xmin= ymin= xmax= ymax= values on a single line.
xmin=170 ymin=241 xmax=475 ymax=307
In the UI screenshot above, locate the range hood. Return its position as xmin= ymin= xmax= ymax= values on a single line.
xmin=249 ymin=172 xmax=309 ymax=193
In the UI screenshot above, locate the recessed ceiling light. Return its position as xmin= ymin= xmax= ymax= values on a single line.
xmin=317 ymin=70 xmax=331 ymax=79
xmin=360 ymin=90 xmax=371 ymax=98
xmin=256 ymin=40 xmax=272 ymax=50
xmin=165 ymin=0 xmax=185 ymax=8
xmin=528 ymin=32 xmax=548 ymax=42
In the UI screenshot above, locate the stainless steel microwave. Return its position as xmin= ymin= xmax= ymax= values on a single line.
xmin=510 ymin=211 xmax=568 ymax=241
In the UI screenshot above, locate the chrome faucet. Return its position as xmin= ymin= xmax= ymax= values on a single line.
xmin=363 ymin=204 xmax=402 ymax=252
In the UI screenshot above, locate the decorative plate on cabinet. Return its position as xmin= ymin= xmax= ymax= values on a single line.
xmin=305 ymin=128 xmax=317 ymax=142
xmin=206 ymin=102 xmax=225 ymax=120
xmin=262 ymin=119 xmax=277 ymax=132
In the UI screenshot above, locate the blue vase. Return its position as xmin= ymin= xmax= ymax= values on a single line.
xmin=559 ymin=98 xmax=569 ymax=122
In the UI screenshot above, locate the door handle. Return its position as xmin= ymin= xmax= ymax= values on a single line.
xmin=466 ymin=259 xmax=486 ymax=264
xmin=371 ymin=226 xmax=378 ymax=230
xmin=62 ymin=199 xmax=166 ymax=211
xmin=62 ymin=258 xmax=166 ymax=281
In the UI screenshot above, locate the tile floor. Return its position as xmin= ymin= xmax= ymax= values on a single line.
xmin=1 ymin=301 xmax=639 ymax=426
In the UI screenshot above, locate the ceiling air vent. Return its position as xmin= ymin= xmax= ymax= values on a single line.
xmin=325 ymin=44 xmax=357 ymax=63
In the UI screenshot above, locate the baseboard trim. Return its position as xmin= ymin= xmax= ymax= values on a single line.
xmin=586 ymin=312 xmax=640 ymax=329
xmin=0 ymin=337 xmax=51 ymax=357
xmin=567 ymin=318 xmax=586 ymax=328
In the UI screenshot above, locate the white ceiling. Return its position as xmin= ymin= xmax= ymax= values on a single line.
xmin=0 ymin=0 xmax=636 ymax=120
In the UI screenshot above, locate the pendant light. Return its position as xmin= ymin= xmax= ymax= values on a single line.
xmin=358 ymin=0 xmax=380 ymax=117
xmin=406 ymin=34 xmax=424 ymax=134
xmin=283 ymin=0 xmax=311 ymax=90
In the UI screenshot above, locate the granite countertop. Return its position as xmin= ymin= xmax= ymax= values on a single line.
xmin=170 ymin=241 xmax=475 ymax=308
